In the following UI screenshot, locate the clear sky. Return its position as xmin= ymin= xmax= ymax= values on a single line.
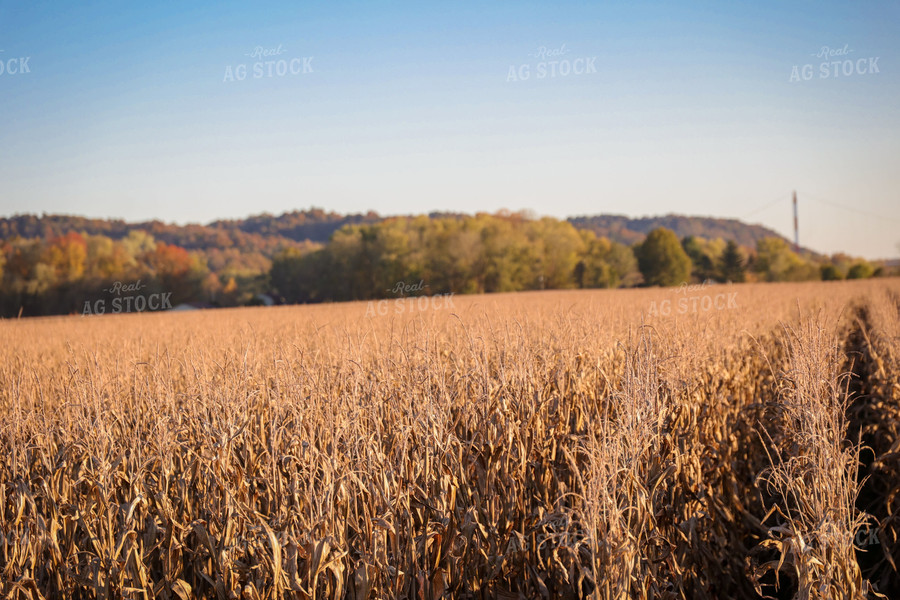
xmin=1 ymin=1 xmax=898 ymax=258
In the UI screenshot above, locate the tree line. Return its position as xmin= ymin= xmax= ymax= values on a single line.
xmin=267 ymin=213 xmax=887 ymax=303
xmin=0 ymin=211 xmax=889 ymax=317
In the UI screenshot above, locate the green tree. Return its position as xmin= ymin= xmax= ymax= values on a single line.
xmin=607 ymin=239 xmax=641 ymax=286
xmin=371 ymin=218 xmax=417 ymax=293
xmin=682 ymin=236 xmax=718 ymax=281
xmin=423 ymin=218 xmax=481 ymax=295
xmin=270 ymin=247 xmax=324 ymax=302
xmin=719 ymin=240 xmax=746 ymax=283
xmin=820 ymin=264 xmax=842 ymax=281
xmin=847 ymin=261 xmax=874 ymax=279
xmin=635 ymin=227 xmax=692 ymax=287
xmin=27 ymin=262 xmax=57 ymax=295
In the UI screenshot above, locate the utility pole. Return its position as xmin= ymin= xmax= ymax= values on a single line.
xmin=793 ymin=190 xmax=799 ymax=252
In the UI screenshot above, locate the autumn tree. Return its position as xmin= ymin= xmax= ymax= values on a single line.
xmin=754 ymin=238 xmax=818 ymax=282
xmin=201 ymin=272 xmax=223 ymax=303
xmin=45 ymin=232 xmax=87 ymax=281
xmin=476 ymin=216 xmax=533 ymax=293
xmin=84 ymin=234 xmax=136 ymax=280
xmin=576 ymin=232 xmax=638 ymax=288
xmin=525 ymin=218 xmax=584 ymax=290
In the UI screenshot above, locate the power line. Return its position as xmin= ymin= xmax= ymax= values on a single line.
xmin=742 ymin=190 xmax=900 ymax=224
xmin=742 ymin=194 xmax=789 ymax=220
xmin=798 ymin=190 xmax=900 ymax=225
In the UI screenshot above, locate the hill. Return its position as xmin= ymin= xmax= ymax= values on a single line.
xmin=0 ymin=210 xmax=795 ymax=254
xmin=0 ymin=209 xmax=381 ymax=257
xmin=567 ymin=214 xmax=789 ymax=249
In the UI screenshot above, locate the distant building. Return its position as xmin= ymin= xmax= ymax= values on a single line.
xmin=249 ymin=293 xmax=284 ymax=306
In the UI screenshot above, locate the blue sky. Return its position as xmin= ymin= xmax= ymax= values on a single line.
xmin=1 ymin=0 xmax=898 ymax=258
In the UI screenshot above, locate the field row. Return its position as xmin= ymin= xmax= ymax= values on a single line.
xmin=1 ymin=279 xmax=899 ymax=599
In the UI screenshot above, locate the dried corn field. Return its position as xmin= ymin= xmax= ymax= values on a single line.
xmin=2 ymin=279 xmax=900 ymax=600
